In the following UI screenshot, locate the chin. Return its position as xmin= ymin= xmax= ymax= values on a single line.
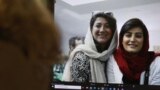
xmin=98 ymin=40 xmax=109 ymax=44
xmin=98 ymin=42 xmax=108 ymax=45
xmin=127 ymin=50 xmax=139 ymax=54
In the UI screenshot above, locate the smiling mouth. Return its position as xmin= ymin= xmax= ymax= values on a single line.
xmin=128 ymin=44 xmax=137 ymax=48
xmin=99 ymin=35 xmax=105 ymax=37
xmin=98 ymin=33 xmax=107 ymax=37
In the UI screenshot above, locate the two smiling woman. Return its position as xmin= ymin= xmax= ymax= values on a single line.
xmin=62 ymin=11 xmax=160 ymax=85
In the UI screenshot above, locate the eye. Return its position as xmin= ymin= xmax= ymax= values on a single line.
xmin=95 ymin=24 xmax=101 ymax=28
xmin=135 ymin=33 xmax=143 ymax=38
xmin=104 ymin=24 xmax=110 ymax=28
xmin=124 ymin=33 xmax=131 ymax=38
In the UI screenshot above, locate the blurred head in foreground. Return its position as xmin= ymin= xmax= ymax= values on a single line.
xmin=0 ymin=0 xmax=60 ymax=90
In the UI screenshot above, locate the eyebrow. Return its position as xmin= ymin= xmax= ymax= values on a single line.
xmin=125 ymin=32 xmax=143 ymax=34
xmin=95 ymin=22 xmax=109 ymax=25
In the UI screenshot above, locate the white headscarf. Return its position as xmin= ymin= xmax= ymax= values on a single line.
xmin=62 ymin=27 xmax=117 ymax=83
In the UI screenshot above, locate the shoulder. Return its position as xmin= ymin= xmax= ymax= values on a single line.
xmin=107 ymin=55 xmax=123 ymax=83
xmin=146 ymin=56 xmax=160 ymax=85
xmin=108 ymin=55 xmax=116 ymax=64
xmin=71 ymin=51 xmax=90 ymax=66
xmin=74 ymin=51 xmax=85 ymax=56
xmin=149 ymin=56 xmax=160 ymax=74
xmin=107 ymin=55 xmax=116 ymax=71
xmin=107 ymin=55 xmax=120 ymax=73
xmin=73 ymin=51 xmax=89 ymax=60
xmin=150 ymin=56 xmax=160 ymax=68
xmin=154 ymin=56 xmax=160 ymax=62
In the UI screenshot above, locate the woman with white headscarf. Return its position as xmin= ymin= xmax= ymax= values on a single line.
xmin=62 ymin=12 xmax=117 ymax=83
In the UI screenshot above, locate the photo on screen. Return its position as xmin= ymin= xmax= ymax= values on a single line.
xmin=52 ymin=0 xmax=160 ymax=89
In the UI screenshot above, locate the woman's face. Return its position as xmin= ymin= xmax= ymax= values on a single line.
xmin=92 ymin=17 xmax=113 ymax=45
xmin=122 ymin=27 xmax=144 ymax=53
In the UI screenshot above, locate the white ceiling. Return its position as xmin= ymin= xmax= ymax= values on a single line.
xmin=54 ymin=0 xmax=160 ymax=54
xmin=61 ymin=0 xmax=105 ymax=6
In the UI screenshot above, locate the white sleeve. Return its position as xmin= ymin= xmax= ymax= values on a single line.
xmin=149 ymin=56 xmax=160 ymax=85
xmin=140 ymin=71 xmax=145 ymax=85
xmin=107 ymin=55 xmax=123 ymax=84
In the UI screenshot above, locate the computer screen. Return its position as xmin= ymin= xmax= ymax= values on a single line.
xmin=53 ymin=0 xmax=160 ymax=90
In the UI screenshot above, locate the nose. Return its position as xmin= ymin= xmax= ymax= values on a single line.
xmin=99 ymin=26 xmax=105 ymax=32
xmin=130 ymin=35 xmax=136 ymax=41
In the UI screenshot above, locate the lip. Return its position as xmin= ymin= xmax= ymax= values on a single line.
xmin=98 ymin=33 xmax=107 ymax=36
xmin=128 ymin=44 xmax=137 ymax=48
xmin=98 ymin=36 xmax=107 ymax=39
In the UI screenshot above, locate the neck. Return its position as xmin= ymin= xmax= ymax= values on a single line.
xmin=96 ymin=44 xmax=108 ymax=53
xmin=93 ymin=38 xmax=110 ymax=53
xmin=126 ymin=52 xmax=139 ymax=58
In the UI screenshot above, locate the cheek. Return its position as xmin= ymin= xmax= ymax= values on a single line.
xmin=122 ymin=41 xmax=126 ymax=50
xmin=91 ymin=29 xmax=97 ymax=38
xmin=139 ymin=39 xmax=144 ymax=49
xmin=107 ymin=29 xmax=113 ymax=38
xmin=122 ymin=37 xmax=127 ymax=46
xmin=107 ymin=29 xmax=112 ymax=34
xmin=122 ymin=37 xmax=130 ymax=51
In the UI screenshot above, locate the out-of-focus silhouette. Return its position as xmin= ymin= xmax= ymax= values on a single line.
xmin=0 ymin=0 xmax=60 ymax=90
